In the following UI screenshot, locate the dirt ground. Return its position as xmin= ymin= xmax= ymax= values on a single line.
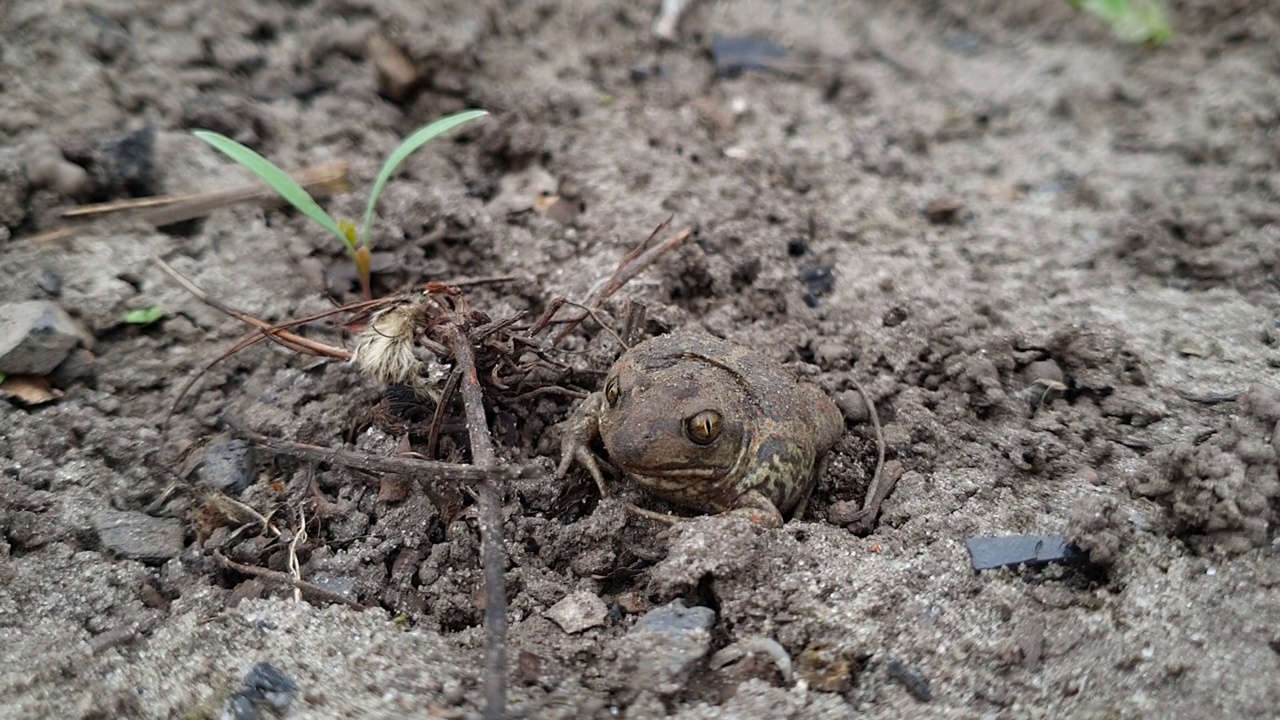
xmin=2 ymin=0 xmax=1279 ymax=718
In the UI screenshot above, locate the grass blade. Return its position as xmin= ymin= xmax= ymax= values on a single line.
xmin=1070 ymin=0 xmax=1172 ymax=45
xmin=359 ymin=109 xmax=489 ymax=246
xmin=192 ymin=130 xmax=350 ymax=251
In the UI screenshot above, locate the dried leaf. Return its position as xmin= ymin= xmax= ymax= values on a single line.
xmin=0 ymin=375 xmax=63 ymax=405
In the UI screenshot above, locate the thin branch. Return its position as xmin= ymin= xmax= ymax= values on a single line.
xmin=548 ymin=219 xmax=693 ymax=344
xmin=427 ymin=364 xmax=464 ymax=458
xmin=222 ymin=415 xmax=532 ymax=484
xmin=153 ymin=257 xmax=357 ymax=360
xmin=846 ymin=378 xmax=895 ymax=536
xmin=444 ymin=326 xmax=508 ymax=720
xmin=214 ymin=550 xmax=366 ymax=610
xmin=32 ymin=161 xmax=351 ymax=244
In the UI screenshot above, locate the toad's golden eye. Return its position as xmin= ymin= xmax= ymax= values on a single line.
xmin=685 ymin=410 xmax=722 ymax=445
xmin=604 ymin=377 xmax=620 ymax=406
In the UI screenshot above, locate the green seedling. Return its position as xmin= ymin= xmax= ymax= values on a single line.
xmin=1070 ymin=0 xmax=1173 ymax=45
xmin=123 ymin=307 xmax=166 ymax=326
xmin=193 ymin=109 xmax=488 ymax=299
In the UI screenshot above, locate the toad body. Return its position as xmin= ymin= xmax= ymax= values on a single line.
xmin=557 ymin=332 xmax=844 ymax=527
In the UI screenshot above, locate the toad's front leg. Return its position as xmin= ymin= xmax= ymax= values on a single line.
xmin=556 ymin=391 xmax=611 ymax=498
xmin=721 ymin=489 xmax=785 ymax=528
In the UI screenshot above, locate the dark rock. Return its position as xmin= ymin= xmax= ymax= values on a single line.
xmin=50 ymin=348 xmax=98 ymax=387
xmin=964 ymin=535 xmax=1079 ymax=572
xmin=0 ymin=300 xmax=91 ymax=375
xmin=242 ymin=662 xmax=298 ymax=707
xmin=885 ymin=658 xmax=932 ymax=701
xmin=93 ymin=510 xmax=183 ymax=564
xmin=801 ymin=264 xmax=835 ymax=307
xmin=7 ymin=510 xmax=53 ymax=550
xmin=0 ymin=149 xmax=31 ymax=234
xmin=712 ymin=35 xmax=789 ymax=78
xmin=197 ymin=438 xmax=255 ymax=496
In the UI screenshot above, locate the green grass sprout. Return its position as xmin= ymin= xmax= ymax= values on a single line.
xmin=1070 ymin=0 xmax=1173 ymax=45
xmin=360 ymin=109 xmax=488 ymax=250
xmin=193 ymin=109 xmax=488 ymax=299
xmin=123 ymin=307 xmax=166 ymax=325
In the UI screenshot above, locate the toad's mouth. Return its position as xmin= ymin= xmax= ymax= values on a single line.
xmin=613 ymin=440 xmax=752 ymax=481
xmin=615 ymin=461 xmax=731 ymax=480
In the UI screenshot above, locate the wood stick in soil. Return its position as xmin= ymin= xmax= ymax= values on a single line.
xmin=222 ymin=415 xmax=532 ymax=484
xmin=443 ymin=326 xmax=508 ymax=720
xmin=31 ymin=161 xmax=351 ymax=244
xmin=213 ymin=550 xmax=367 ymax=610
xmin=544 ymin=218 xmax=692 ymax=344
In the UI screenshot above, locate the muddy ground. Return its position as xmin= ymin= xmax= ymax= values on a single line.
xmin=2 ymin=0 xmax=1279 ymax=718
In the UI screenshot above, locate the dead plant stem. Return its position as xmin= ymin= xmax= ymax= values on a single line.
xmin=223 ymin=415 xmax=530 ymax=484
xmin=444 ymin=326 xmax=508 ymax=720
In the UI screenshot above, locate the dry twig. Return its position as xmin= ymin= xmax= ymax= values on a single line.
xmin=214 ymin=550 xmax=366 ymax=610
xmin=846 ymin=378 xmax=895 ymax=536
xmin=442 ymin=325 xmax=509 ymax=720
xmin=530 ymin=218 xmax=692 ymax=344
xmin=223 ymin=415 xmax=532 ymax=485
xmin=31 ymin=161 xmax=351 ymax=244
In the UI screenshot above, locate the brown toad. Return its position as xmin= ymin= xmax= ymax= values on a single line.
xmin=556 ymin=331 xmax=844 ymax=527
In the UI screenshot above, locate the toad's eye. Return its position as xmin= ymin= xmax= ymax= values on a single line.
xmin=604 ymin=377 xmax=620 ymax=406
xmin=685 ymin=410 xmax=722 ymax=445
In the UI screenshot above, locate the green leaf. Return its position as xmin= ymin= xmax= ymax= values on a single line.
xmin=192 ymin=130 xmax=352 ymax=252
xmin=0 ymin=373 xmax=7 ymax=385
xmin=359 ymin=109 xmax=489 ymax=247
xmin=1071 ymin=0 xmax=1172 ymax=45
xmin=123 ymin=307 xmax=166 ymax=326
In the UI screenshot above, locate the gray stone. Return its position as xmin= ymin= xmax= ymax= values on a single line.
xmin=633 ymin=599 xmax=716 ymax=634
xmin=964 ymin=535 xmax=1079 ymax=572
xmin=545 ymin=590 xmax=608 ymax=634
xmin=197 ymin=437 xmax=255 ymax=496
xmin=616 ymin=600 xmax=716 ymax=695
xmin=0 ymin=301 xmax=91 ymax=375
xmin=93 ymin=510 xmax=183 ymax=564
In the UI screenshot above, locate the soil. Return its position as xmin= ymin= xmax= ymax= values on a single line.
xmin=2 ymin=1 xmax=1279 ymax=718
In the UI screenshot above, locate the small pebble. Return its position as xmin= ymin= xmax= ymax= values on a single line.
xmin=813 ymin=341 xmax=851 ymax=368
xmin=796 ymin=640 xmax=852 ymax=693
xmin=835 ymin=390 xmax=870 ymax=423
xmin=545 ymin=590 xmax=608 ymax=634
xmin=93 ymin=510 xmax=183 ymax=564
xmin=826 ymin=499 xmax=865 ymax=527
xmin=924 ymin=197 xmax=966 ymax=225
xmin=1022 ymin=359 xmax=1065 ymax=386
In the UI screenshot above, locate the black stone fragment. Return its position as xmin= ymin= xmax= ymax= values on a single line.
xmin=227 ymin=662 xmax=299 ymax=720
xmin=965 ymin=535 xmax=1079 ymax=572
xmin=197 ymin=438 xmax=255 ymax=496
xmin=885 ymin=658 xmax=932 ymax=701
xmin=101 ymin=126 xmax=157 ymax=196
xmin=712 ymin=35 xmax=788 ymax=78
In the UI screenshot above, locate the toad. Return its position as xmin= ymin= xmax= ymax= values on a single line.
xmin=556 ymin=331 xmax=844 ymax=527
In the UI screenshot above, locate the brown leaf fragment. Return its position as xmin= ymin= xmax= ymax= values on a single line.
xmin=368 ymin=33 xmax=422 ymax=102
xmin=0 ymin=375 xmax=63 ymax=405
